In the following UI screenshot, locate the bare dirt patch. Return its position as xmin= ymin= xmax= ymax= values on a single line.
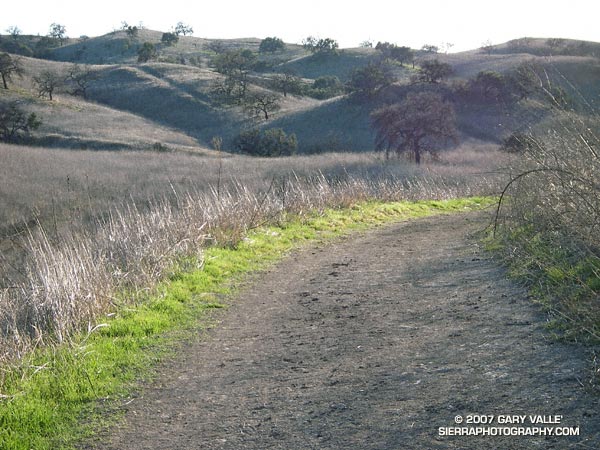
xmin=92 ymin=213 xmax=599 ymax=449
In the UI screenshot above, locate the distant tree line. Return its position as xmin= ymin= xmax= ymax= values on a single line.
xmin=0 ymin=23 xmax=69 ymax=58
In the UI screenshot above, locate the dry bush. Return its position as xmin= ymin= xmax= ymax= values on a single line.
xmin=494 ymin=111 xmax=600 ymax=339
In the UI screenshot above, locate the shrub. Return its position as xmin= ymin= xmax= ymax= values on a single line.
xmin=494 ymin=112 xmax=600 ymax=340
xmin=161 ymin=32 xmax=179 ymax=47
xmin=137 ymin=42 xmax=157 ymax=62
xmin=259 ymin=37 xmax=285 ymax=53
xmin=347 ymin=63 xmax=395 ymax=99
xmin=0 ymin=101 xmax=41 ymax=142
xmin=233 ymin=128 xmax=297 ymax=156
xmin=306 ymin=76 xmax=344 ymax=99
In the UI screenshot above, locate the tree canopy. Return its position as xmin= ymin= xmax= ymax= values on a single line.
xmin=347 ymin=63 xmax=395 ymax=99
xmin=376 ymin=42 xmax=414 ymax=66
xmin=272 ymin=69 xmax=301 ymax=97
xmin=33 ymin=70 xmax=63 ymax=100
xmin=161 ymin=32 xmax=179 ymax=46
xmin=0 ymin=53 xmax=23 ymax=89
xmin=137 ymin=42 xmax=158 ymax=62
xmin=302 ymin=37 xmax=339 ymax=55
xmin=174 ymin=22 xmax=193 ymax=36
xmin=259 ymin=37 xmax=286 ymax=53
xmin=371 ymin=91 xmax=457 ymax=163
xmin=212 ymin=49 xmax=257 ymax=103
xmin=48 ymin=23 xmax=67 ymax=46
xmin=416 ymin=59 xmax=454 ymax=83
xmin=233 ymin=128 xmax=297 ymax=156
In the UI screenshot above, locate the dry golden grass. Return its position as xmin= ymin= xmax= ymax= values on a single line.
xmin=0 ymin=140 xmax=510 ymax=229
xmin=50 ymin=29 xmax=307 ymax=66
xmin=0 ymin=57 xmax=201 ymax=149
xmin=0 ymin=140 xmax=509 ymax=364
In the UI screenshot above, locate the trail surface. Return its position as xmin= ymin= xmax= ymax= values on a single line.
xmin=95 ymin=213 xmax=599 ymax=449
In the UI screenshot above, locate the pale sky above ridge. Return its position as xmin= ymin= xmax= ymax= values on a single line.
xmin=3 ymin=0 xmax=599 ymax=52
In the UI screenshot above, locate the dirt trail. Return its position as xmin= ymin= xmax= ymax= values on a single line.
xmin=95 ymin=213 xmax=599 ymax=449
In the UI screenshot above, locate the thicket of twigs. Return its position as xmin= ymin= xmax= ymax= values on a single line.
xmin=494 ymin=110 xmax=600 ymax=341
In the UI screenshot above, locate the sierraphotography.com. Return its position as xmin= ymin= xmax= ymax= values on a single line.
xmin=438 ymin=427 xmax=580 ymax=437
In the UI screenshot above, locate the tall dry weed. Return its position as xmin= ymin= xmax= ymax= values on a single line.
xmin=494 ymin=110 xmax=600 ymax=339
xmin=0 ymin=154 xmax=505 ymax=364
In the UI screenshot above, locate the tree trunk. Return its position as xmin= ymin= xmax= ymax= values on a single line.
xmin=414 ymin=147 xmax=421 ymax=165
xmin=1 ymin=74 xmax=7 ymax=89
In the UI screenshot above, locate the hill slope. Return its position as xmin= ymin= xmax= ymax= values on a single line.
xmin=1 ymin=34 xmax=599 ymax=153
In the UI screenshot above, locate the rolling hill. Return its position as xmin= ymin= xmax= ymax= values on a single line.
xmin=1 ymin=31 xmax=599 ymax=153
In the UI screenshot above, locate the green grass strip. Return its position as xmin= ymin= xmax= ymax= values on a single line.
xmin=0 ymin=197 xmax=494 ymax=449
xmin=485 ymin=226 xmax=600 ymax=342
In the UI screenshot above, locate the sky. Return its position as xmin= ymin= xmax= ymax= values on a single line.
xmin=2 ymin=0 xmax=600 ymax=52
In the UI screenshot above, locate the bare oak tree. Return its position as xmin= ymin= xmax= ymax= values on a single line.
xmin=33 ymin=70 xmax=63 ymax=100
xmin=0 ymin=53 xmax=24 ymax=89
xmin=173 ymin=22 xmax=193 ymax=36
xmin=371 ymin=91 xmax=457 ymax=164
xmin=66 ymin=64 xmax=99 ymax=99
xmin=6 ymin=26 xmax=21 ymax=40
xmin=245 ymin=92 xmax=281 ymax=120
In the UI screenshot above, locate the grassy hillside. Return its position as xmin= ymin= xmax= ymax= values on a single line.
xmin=2 ymin=33 xmax=599 ymax=154
xmin=0 ymin=57 xmax=201 ymax=149
xmin=277 ymin=48 xmax=377 ymax=81
xmin=47 ymin=29 xmax=307 ymax=67
xmin=492 ymin=37 xmax=600 ymax=58
xmin=269 ymin=96 xmax=373 ymax=152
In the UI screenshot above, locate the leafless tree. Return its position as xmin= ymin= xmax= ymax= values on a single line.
xmin=65 ymin=64 xmax=99 ymax=99
xmin=0 ymin=53 xmax=23 ymax=89
xmin=33 ymin=70 xmax=63 ymax=100
xmin=245 ymin=92 xmax=281 ymax=120
xmin=371 ymin=91 xmax=458 ymax=163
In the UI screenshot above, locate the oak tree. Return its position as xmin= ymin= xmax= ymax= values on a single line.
xmin=0 ymin=101 xmax=41 ymax=142
xmin=259 ymin=37 xmax=285 ymax=53
xmin=371 ymin=91 xmax=457 ymax=164
xmin=161 ymin=32 xmax=179 ymax=46
xmin=33 ymin=70 xmax=63 ymax=100
xmin=347 ymin=63 xmax=395 ymax=99
xmin=245 ymin=92 xmax=281 ymax=120
xmin=66 ymin=64 xmax=99 ymax=98
xmin=416 ymin=59 xmax=453 ymax=83
xmin=137 ymin=42 xmax=157 ymax=62
xmin=174 ymin=22 xmax=193 ymax=36
xmin=48 ymin=23 xmax=67 ymax=46
xmin=0 ymin=53 xmax=23 ymax=89
xmin=272 ymin=69 xmax=300 ymax=97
